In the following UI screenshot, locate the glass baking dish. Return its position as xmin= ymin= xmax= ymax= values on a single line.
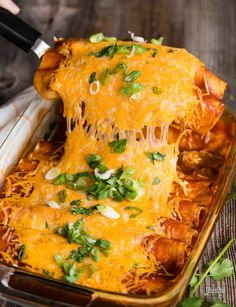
xmin=0 ymin=82 xmax=235 ymax=306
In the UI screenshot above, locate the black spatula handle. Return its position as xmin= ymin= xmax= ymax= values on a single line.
xmin=0 ymin=8 xmax=41 ymax=52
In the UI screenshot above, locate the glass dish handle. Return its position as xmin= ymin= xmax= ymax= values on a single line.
xmin=0 ymin=265 xmax=93 ymax=306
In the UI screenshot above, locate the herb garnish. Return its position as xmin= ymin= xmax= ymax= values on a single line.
xmin=62 ymin=261 xmax=81 ymax=283
xmin=53 ymin=173 xmax=67 ymax=185
xmin=89 ymin=44 xmax=118 ymax=58
xmin=57 ymin=218 xmax=111 ymax=263
xmin=52 ymin=155 xmax=144 ymax=202
xmin=121 ymin=82 xmax=144 ymax=96
xmin=151 ymin=37 xmax=164 ymax=45
xmin=89 ymin=72 xmax=97 ymax=84
xmin=101 ymin=68 xmax=110 ymax=85
xmin=108 ymin=139 xmax=127 ymax=153
xmin=124 ymin=206 xmax=143 ymax=218
xmin=152 ymin=49 xmax=158 ymax=57
xmin=146 ymin=151 xmax=166 ymax=164
xmin=89 ymin=33 xmax=104 ymax=43
xmin=71 ymin=200 xmax=81 ymax=206
xmin=112 ymin=62 xmax=128 ymax=74
xmin=71 ymin=206 xmax=95 ymax=215
xmin=88 ymin=43 xmax=147 ymax=59
xmin=124 ymin=70 xmax=141 ymax=82
xmin=89 ymin=33 xmax=117 ymax=43
xmin=70 ymin=200 xmax=97 ymax=216
xmin=152 ymin=87 xmax=162 ymax=94
xmin=59 ymin=189 xmax=67 ymax=202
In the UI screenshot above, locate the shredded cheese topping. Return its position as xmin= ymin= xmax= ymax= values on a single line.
xmin=0 ymin=38 xmax=229 ymax=295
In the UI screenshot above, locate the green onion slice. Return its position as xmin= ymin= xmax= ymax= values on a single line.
xmin=124 ymin=70 xmax=141 ymax=82
xmin=89 ymin=33 xmax=104 ymax=43
xmin=151 ymin=37 xmax=164 ymax=45
xmin=121 ymin=82 xmax=144 ymax=96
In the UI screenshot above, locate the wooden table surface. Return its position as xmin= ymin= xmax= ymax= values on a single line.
xmin=0 ymin=0 xmax=235 ymax=306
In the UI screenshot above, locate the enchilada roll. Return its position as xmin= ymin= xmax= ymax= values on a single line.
xmin=160 ymin=218 xmax=198 ymax=246
xmin=143 ymin=235 xmax=189 ymax=274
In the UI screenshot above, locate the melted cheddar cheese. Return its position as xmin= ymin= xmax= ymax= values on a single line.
xmin=49 ymin=41 xmax=202 ymax=131
xmin=0 ymin=38 xmax=230 ymax=295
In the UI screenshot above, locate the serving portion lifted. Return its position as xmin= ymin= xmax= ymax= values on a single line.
xmin=0 ymin=36 xmax=235 ymax=295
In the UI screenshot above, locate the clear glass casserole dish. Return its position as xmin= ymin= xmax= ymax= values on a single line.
xmin=0 ymin=80 xmax=235 ymax=306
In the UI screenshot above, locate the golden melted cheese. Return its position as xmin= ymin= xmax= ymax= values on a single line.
xmin=1 ymin=39 xmax=223 ymax=294
xmin=50 ymin=41 xmax=203 ymax=131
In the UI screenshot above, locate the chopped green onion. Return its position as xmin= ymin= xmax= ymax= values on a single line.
xmin=124 ymin=70 xmax=141 ymax=82
xmin=59 ymin=189 xmax=67 ymax=202
xmin=109 ymin=188 xmax=123 ymax=202
xmin=70 ymin=200 xmax=96 ymax=215
xmin=124 ymin=179 xmax=144 ymax=201
xmin=124 ymin=206 xmax=143 ymax=218
xmin=91 ymin=247 xmax=100 ymax=262
xmin=89 ymin=72 xmax=97 ymax=84
xmin=153 ymin=151 xmax=165 ymax=161
xmin=101 ymin=68 xmax=110 ymax=85
xmin=53 ymin=173 xmax=66 ymax=185
xmin=94 ymin=168 xmax=114 ymax=180
xmin=47 ymin=200 xmax=61 ymax=209
xmin=133 ymin=44 xmax=146 ymax=54
xmin=104 ymin=36 xmax=117 ymax=42
xmin=89 ymin=44 xmax=118 ymax=58
xmin=152 ymin=177 xmax=161 ymax=185
xmin=54 ymin=254 xmax=63 ymax=265
xmin=146 ymin=151 xmax=166 ymax=164
xmin=128 ymin=31 xmax=146 ymax=43
xmin=112 ymin=62 xmax=128 ymax=74
xmin=96 ymin=187 xmax=112 ymax=200
xmin=124 ymin=178 xmax=139 ymax=191
xmin=108 ymin=139 xmax=127 ymax=153
xmin=152 ymin=49 xmax=158 ymax=57
xmin=70 ymin=200 xmax=81 ymax=206
xmin=57 ymin=219 xmax=111 ymax=264
xmin=96 ymin=204 xmax=120 ymax=219
xmin=151 ymin=37 xmax=164 ymax=45
xmin=120 ymin=167 xmax=135 ymax=179
xmin=45 ymin=167 xmax=60 ymax=180
xmin=116 ymin=45 xmax=130 ymax=54
xmin=152 ymin=87 xmax=162 ymax=94
xmin=88 ymin=43 xmax=147 ymax=59
xmin=90 ymin=80 xmax=100 ymax=95
xmin=71 ymin=207 xmax=94 ymax=215
xmin=121 ymin=82 xmax=144 ymax=96
xmin=63 ymin=262 xmax=80 ymax=283
xmin=87 ymin=154 xmax=102 ymax=168
xmin=89 ymin=33 xmax=104 ymax=43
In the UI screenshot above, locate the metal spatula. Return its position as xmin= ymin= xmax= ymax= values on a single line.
xmin=0 ymin=8 xmax=50 ymax=58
